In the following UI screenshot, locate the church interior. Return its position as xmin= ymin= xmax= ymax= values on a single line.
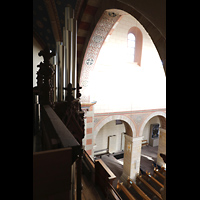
xmin=33 ymin=0 xmax=166 ymax=199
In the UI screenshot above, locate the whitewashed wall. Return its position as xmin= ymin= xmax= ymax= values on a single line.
xmin=89 ymin=14 xmax=166 ymax=113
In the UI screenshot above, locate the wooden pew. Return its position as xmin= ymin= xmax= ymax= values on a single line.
xmin=154 ymin=168 xmax=165 ymax=180
xmin=137 ymin=175 xmax=163 ymax=200
xmin=117 ymin=182 xmax=136 ymax=200
xmin=108 ymin=182 xmax=123 ymax=200
xmin=127 ymin=178 xmax=151 ymax=200
xmin=145 ymin=172 xmax=164 ymax=189
xmin=159 ymin=167 xmax=166 ymax=176
xmin=142 ymin=139 xmax=149 ymax=146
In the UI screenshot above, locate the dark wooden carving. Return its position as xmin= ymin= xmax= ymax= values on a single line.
xmin=54 ymin=83 xmax=84 ymax=145
xmin=160 ymin=153 xmax=166 ymax=163
xmin=34 ymin=47 xmax=55 ymax=106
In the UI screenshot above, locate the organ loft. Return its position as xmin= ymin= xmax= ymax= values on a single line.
xmin=33 ymin=0 xmax=166 ymax=199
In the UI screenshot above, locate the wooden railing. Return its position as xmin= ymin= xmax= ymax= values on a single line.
xmin=82 ymin=150 xmax=122 ymax=199
xmin=82 ymin=150 xmax=95 ymax=182
xmin=33 ymin=105 xmax=82 ymax=200
xmin=95 ymin=158 xmax=123 ymax=199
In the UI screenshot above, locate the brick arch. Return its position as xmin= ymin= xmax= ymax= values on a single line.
xmin=79 ymin=7 xmax=165 ymax=102
xmin=93 ymin=115 xmax=137 ymax=141
xmin=78 ymin=3 xmax=166 ymax=84
xmin=139 ymin=111 xmax=166 ymax=137
xmin=79 ymin=10 xmax=121 ymax=102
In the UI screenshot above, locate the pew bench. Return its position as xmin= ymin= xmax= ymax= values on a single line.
xmin=142 ymin=140 xmax=149 ymax=146
xmin=154 ymin=168 xmax=165 ymax=180
xmin=137 ymin=175 xmax=162 ymax=200
xmin=117 ymin=182 xmax=136 ymax=200
xmin=127 ymin=178 xmax=151 ymax=200
xmin=145 ymin=172 xmax=164 ymax=189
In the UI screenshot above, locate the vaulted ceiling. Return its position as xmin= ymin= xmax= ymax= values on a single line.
xmin=33 ymin=0 xmax=166 ymax=77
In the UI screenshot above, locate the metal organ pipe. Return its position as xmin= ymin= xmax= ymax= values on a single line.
xmin=55 ymin=6 xmax=77 ymax=101
xmin=56 ymin=41 xmax=64 ymax=101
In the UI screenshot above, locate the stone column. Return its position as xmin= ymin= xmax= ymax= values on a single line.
xmin=120 ymin=135 xmax=143 ymax=184
xmin=156 ymin=128 xmax=166 ymax=167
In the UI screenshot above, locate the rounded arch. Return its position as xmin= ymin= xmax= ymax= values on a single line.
xmin=94 ymin=115 xmax=137 ymax=140
xmin=139 ymin=111 xmax=166 ymax=137
xmin=128 ymin=27 xmax=143 ymax=66
xmin=78 ymin=2 xmax=166 ymax=82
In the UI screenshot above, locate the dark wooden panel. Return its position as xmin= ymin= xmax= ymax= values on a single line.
xmin=33 ymin=148 xmax=72 ymax=199
xmin=42 ymin=105 xmax=81 ymax=162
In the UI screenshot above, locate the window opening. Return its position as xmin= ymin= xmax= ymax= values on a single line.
xmin=128 ymin=33 xmax=136 ymax=62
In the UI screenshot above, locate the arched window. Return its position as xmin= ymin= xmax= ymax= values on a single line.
xmin=127 ymin=33 xmax=136 ymax=62
xmin=127 ymin=27 xmax=143 ymax=66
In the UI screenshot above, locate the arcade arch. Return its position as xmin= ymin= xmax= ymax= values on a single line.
xmin=93 ymin=115 xmax=137 ymax=140
xmin=139 ymin=112 xmax=166 ymax=170
xmin=139 ymin=111 xmax=166 ymax=137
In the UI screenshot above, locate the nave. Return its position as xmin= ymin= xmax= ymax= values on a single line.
xmin=94 ymin=145 xmax=159 ymax=187
xmin=82 ymin=148 xmax=166 ymax=200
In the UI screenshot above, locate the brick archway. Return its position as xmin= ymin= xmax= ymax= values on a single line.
xmin=78 ymin=2 xmax=166 ymax=83
xmin=138 ymin=111 xmax=166 ymax=137
xmin=93 ymin=115 xmax=137 ymax=141
xmin=79 ymin=10 xmax=121 ymax=102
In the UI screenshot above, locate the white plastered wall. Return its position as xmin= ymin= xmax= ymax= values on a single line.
xmin=89 ymin=14 xmax=166 ymax=113
xmin=95 ymin=120 xmax=125 ymax=153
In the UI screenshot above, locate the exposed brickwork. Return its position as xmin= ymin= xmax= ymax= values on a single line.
xmin=86 ymin=139 xmax=92 ymax=145
xmin=87 ymin=128 xmax=92 ymax=134
xmin=87 ymin=117 xmax=93 ymax=123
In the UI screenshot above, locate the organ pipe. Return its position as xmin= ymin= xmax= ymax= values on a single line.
xmin=56 ymin=41 xmax=64 ymax=101
xmin=55 ymin=5 xmax=77 ymax=101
